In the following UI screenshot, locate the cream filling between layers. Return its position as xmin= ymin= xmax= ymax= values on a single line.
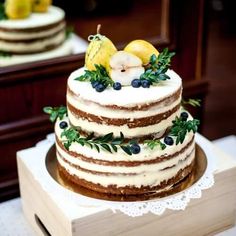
xmin=55 ymin=117 xmax=195 ymax=162
xmin=56 ymin=141 xmax=195 ymax=174
xmin=57 ymin=150 xmax=195 ymax=188
xmin=0 ymin=22 xmax=65 ymax=40
xmin=67 ymin=93 xmax=181 ymax=119
xmin=68 ymin=108 xmax=181 ymax=137
xmin=0 ymin=31 xmax=65 ymax=52
xmin=67 ymin=68 xmax=182 ymax=107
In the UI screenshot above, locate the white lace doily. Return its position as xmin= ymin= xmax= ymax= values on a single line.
xmin=35 ymin=133 xmax=216 ymax=217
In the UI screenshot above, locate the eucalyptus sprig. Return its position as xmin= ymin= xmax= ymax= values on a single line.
xmin=170 ymin=117 xmax=200 ymax=145
xmin=75 ymin=64 xmax=114 ymax=87
xmin=61 ymin=127 xmax=133 ymax=155
xmin=140 ymin=48 xmax=175 ymax=83
xmin=182 ymin=98 xmax=201 ymax=108
xmin=43 ymin=106 xmax=67 ymax=122
xmin=0 ymin=3 xmax=7 ymax=21
xmin=144 ymin=139 xmax=166 ymax=150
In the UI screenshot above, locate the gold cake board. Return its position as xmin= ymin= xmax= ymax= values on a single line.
xmin=17 ymin=134 xmax=236 ymax=236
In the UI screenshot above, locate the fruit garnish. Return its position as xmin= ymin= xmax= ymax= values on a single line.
xmin=109 ymin=51 xmax=144 ymax=86
xmin=32 ymin=0 xmax=51 ymax=13
xmin=124 ymin=39 xmax=159 ymax=65
xmin=5 ymin=0 xmax=31 ymax=19
xmin=140 ymin=48 xmax=175 ymax=84
xmin=85 ymin=24 xmax=117 ymax=71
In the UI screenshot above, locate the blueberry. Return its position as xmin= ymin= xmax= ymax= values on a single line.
xmin=164 ymin=136 xmax=174 ymax=145
xmin=141 ymin=80 xmax=151 ymax=88
xmin=95 ymin=83 xmax=106 ymax=92
xmin=130 ymin=143 xmax=141 ymax=154
xmin=180 ymin=112 xmax=189 ymax=121
xmin=91 ymin=81 xmax=100 ymax=88
xmin=113 ymin=82 xmax=122 ymax=90
xmin=59 ymin=121 xmax=68 ymax=129
xmin=131 ymin=79 xmax=141 ymax=88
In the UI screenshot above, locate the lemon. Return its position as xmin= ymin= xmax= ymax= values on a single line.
xmin=32 ymin=0 xmax=51 ymax=13
xmin=5 ymin=0 xmax=31 ymax=19
xmin=124 ymin=39 xmax=159 ymax=65
xmin=85 ymin=25 xmax=117 ymax=71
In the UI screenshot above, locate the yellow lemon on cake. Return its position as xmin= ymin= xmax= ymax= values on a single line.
xmin=85 ymin=25 xmax=117 ymax=71
xmin=124 ymin=39 xmax=159 ymax=65
xmin=5 ymin=0 xmax=31 ymax=19
xmin=32 ymin=0 xmax=51 ymax=13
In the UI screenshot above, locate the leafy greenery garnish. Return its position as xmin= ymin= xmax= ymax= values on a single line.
xmin=0 ymin=3 xmax=7 ymax=21
xmin=170 ymin=117 xmax=200 ymax=145
xmin=140 ymin=48 xmax=175 ymax=83
xmin=61 ymin=127 xmax=133 ymax=155
xmin=0 ymin=51 xmax=11 ymax=58
xmin=182 ymin=98 xmax=201 ymax=108
xmin=43 ymin=106 xmax=67 ymax=122
xmin=75 ymin=64 xmax=114 ymax=87
xmin=144 ymin=139 xmax=166 ymax=150
xmin=65 ymin=26 xmax=74 ymax=39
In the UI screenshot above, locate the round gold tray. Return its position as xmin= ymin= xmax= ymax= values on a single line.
xmin=46 ymin=144 xmax=207 ymax=202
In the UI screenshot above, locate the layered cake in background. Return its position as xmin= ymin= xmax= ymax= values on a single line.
xmin=45 ymin=26 xmax=200 ymax=196
xmin=0 ymin=0 xmax=73 ymax=66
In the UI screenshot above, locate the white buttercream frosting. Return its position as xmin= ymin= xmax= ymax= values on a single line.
xmin=67 ymin=67 xmax=182 ymax=107
xmin=0 ymin=37 xmax=73 ymax=67
xmin=57 ymin=151 xmax=195 ymax=188
xmin=0 ymin=6 xmax=64 ymax=29
xmin=68 ymin=108 xmax=181 ymax=138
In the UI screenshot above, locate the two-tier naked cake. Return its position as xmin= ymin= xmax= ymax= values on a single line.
xmin=0 ymin=1 xmax=72 ymax=66
xmin=46 ymin=26 xmax=200 ymax=195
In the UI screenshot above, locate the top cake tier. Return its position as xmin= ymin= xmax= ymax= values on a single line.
xmin=67 ymin=67 xmax=182 ymax=139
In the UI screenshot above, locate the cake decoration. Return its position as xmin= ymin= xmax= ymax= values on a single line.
xmin=43 ymin=26 xmax=201 ymax=196
xmin=76 ymin=26 xmax=175 ymax=92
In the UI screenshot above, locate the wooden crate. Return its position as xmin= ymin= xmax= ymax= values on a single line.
xmin=17 ymin=135 xmax=236 ymax=236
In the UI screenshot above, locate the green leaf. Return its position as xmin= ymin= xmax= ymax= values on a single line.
xmin=75 ymin=64 xmax=113 ymax=88
xmin=43 ymin=106 xmax=67 ymax=123
xmin=101 ymin=143 xmax=112 ymax=153
xmin=94 ymin=144 xmax=100 ymax=153
xmin=111 ymin=144 xmax=118 ymax=152
xmin=100 ymin=133 xmax=114 ymax=142
xmin=182 ymin=98 xmax=201 ymax=108
xmin=120 ymin=145 xmax=132 ymax=155
xmin=0 ymin=3 xmax=7 ymax=21
xmin=50 ymin=111 xmax=58 ymax=122
xmin=43 ymin=106 xmax=53 ymax=114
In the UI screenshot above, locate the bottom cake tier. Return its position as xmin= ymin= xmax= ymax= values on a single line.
xmin=55 ymin=118 xmax=196 ymax=195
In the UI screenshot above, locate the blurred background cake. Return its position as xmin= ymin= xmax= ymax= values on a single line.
xmin=0 ymin=0 xmax=73 ymax=66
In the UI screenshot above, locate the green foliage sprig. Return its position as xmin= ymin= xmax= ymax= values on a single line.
xmin=75 ymin=64 xmax=114 ymax=87
xmin=140 ymin=48 xmax=175 ymax=83
xmin=182 ymin=98 xmax=201 ymax=108
xmin=144 ymin=139 xmax=166 ymax=150
xmin=43 ymin=106 xmax=67 ymax=122
xmin=170 ymin=117 xmax=200 ymax=145
xmin=0 ymin=3 xmax=7 ymax=21
xmin=65 ymin=26 xmax=74 ymax=39
xmin=61 ymin=127 xmax=133 ymax=155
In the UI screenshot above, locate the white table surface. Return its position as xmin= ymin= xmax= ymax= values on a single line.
xmin=0 ymin=135 xmax=235 ymax=236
